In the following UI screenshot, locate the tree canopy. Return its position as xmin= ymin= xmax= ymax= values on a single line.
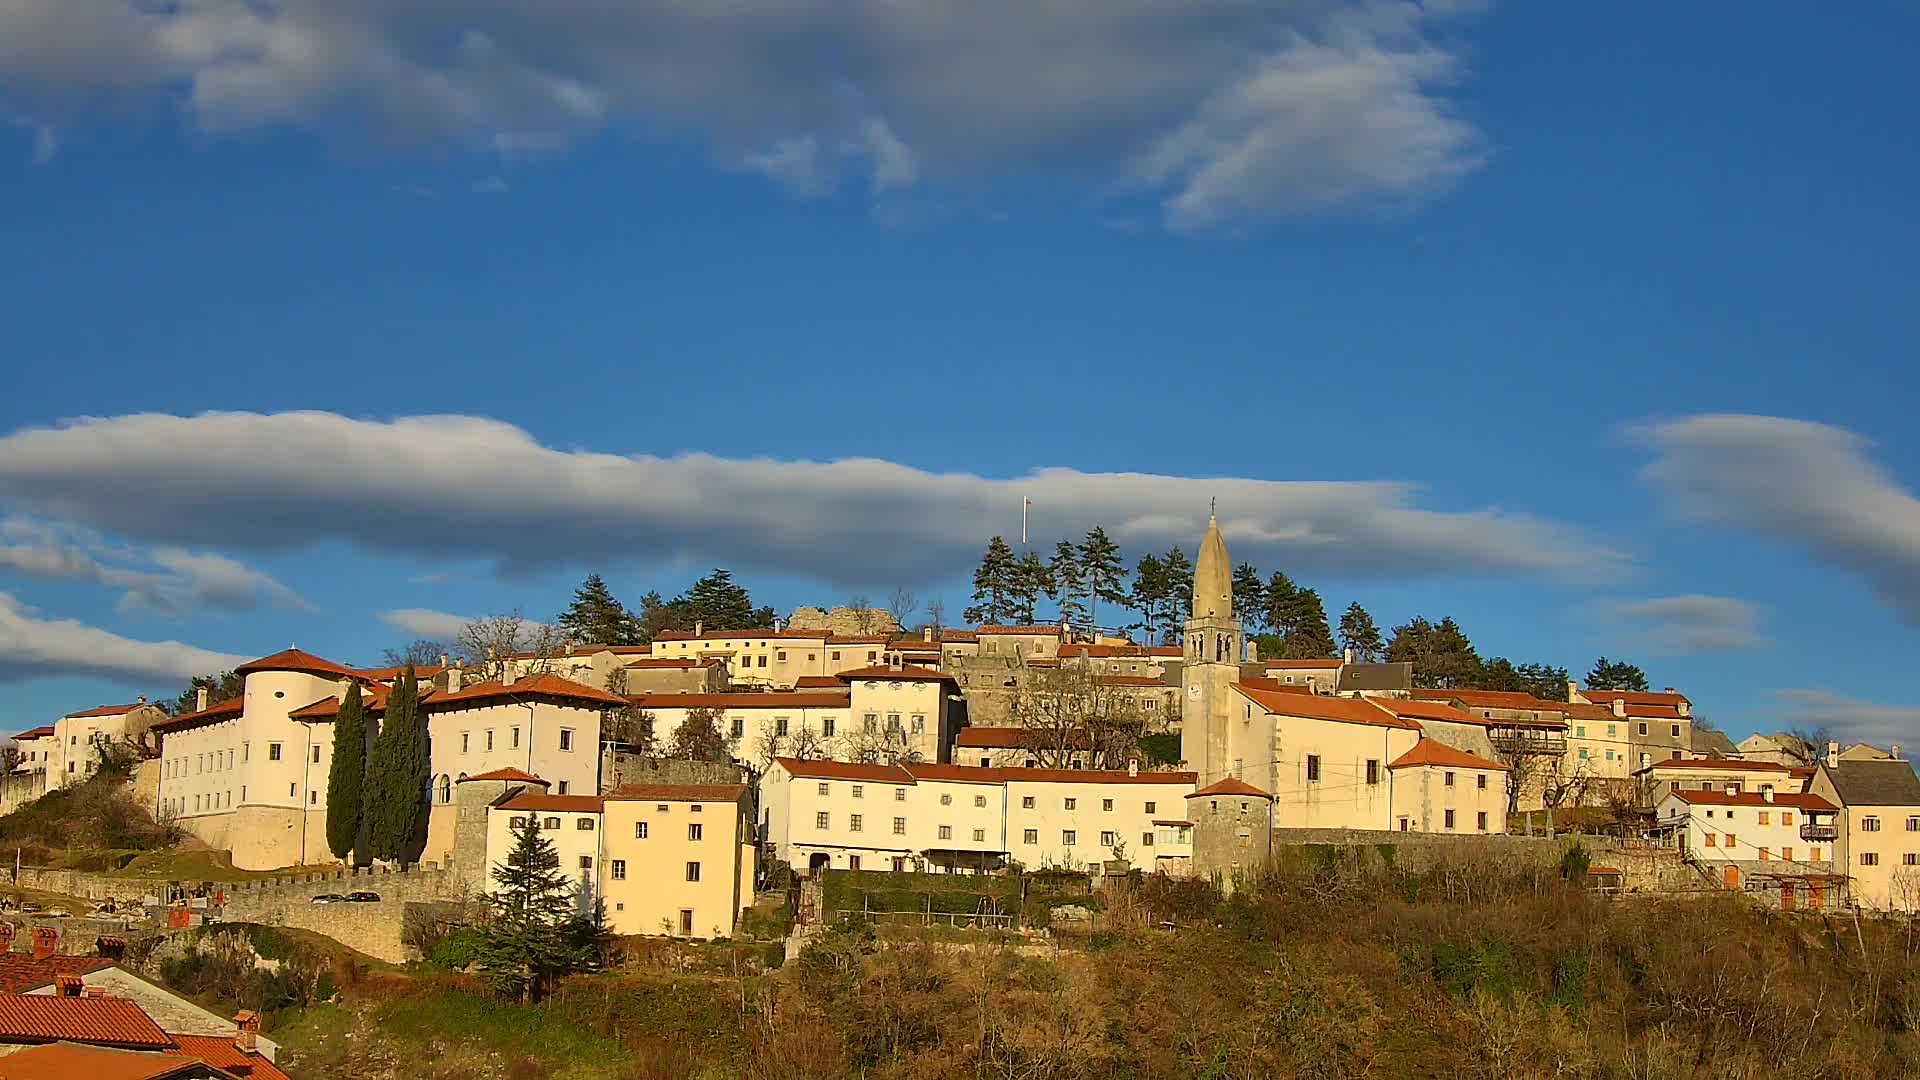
xmin=478 ymin=816 xmax=594 ymax=1003
xmin=1079 ymin=527 xmax=1128 ymax=631
xmin=365 ymin=668 xmax=428 ymax=863
xmin=1338 ymin=603 xmax=1383 ymax=662
xmin=324 ymin=682 xmax=368 ymax=863
xmin=1387 ymin=617 xmax=1482 ymax=689
xmin=668 ymin=707 xmax=736 ymax=763
xmin=1586 ymin=657 xmax=1650 ymax=692
xmin=556 ymin=573 xmax=642 ymax=646
xmin=965 ymin=536 xmax=1021 ymax=626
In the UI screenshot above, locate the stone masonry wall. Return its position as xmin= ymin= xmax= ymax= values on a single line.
xmin=218 ymin=865 xmax=466 ymax=964
xmin=785 ymin=607 xmax=902 ymax=635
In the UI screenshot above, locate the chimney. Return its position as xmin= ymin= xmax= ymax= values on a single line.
xmin=1566 ymin=679 xmax=1578 ymax=704
xmin=136 ymin=695 xmax=146 ymax=705
xmin=1763 ymin=788 xmax=1775 ymax=803
xmin=923 ymin=627 xmax=934 ymax=643
xmin=0 ymin=923 xmax=15 ymax=953
xmin=1894 ymin=743 xmax=1903 ymax=761
xmin=196 ymin=687 xmax=209 ymax=712
xmin=1611 ymin=699 xmax=1627 ymax=718
xmin=1246 ymin=639 xmax=1260 ymax=664
xmin=1827 ymin=741 xmax=1840 ymax=768
xmin=1342 ymin=645 xmax=1355 ymax=665
xmin=439 ymin=653 xmax=450 ymax=667
xmin=694 ymin=620 xmax=704 ymax=637
xmin=32 ymin=927 xmax=57 ymax=961
xmin=54 ymin=974 xmax=83 ymax=997
xmin=1127 ymin=755 xmax=1140 ymax=778
xmin=95 ymin=935 xmax=127 ymax=960
xmin=234 ymin=1010 xmax=260 ymax=1053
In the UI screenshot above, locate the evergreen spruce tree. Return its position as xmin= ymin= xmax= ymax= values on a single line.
xmin=1010 ymin=551 xmax=1054 ymax=624
xmin=478 ymin=815 xmax=585 ymax=1003
xmin=1387 ymin=617 xmax=1483 ymax=689
xmin=1231 ymin=563 xmax=1267 ymax=631
xmin=1338 ymin=602 xmax=1385 ymax=662
xmin=1129 ymin=553 xmax=1167 ymax=642
xmin=557 ymin=573 xmax=641 ymax=645
xmin=680 ymin=569 xmax=763 ymax=631
xmin=1078 ymin=527 xmax=1127 ymax=631
xmin=1586 ymin=657 xmax=1650 ymax=692
xmin=324 ymin=682 xmax=368 ymax=862
xmin=1263 ymin=571 xmax=1300 ymax=640
xmin=1160 ymin=547 xmax=1193 ymax=630
xmin=365 ymin=668 xmax=429 ymax=863
xmin=1050 ymin=540 xmax=1088 ymax=628
xmin=964 ymin=537 xmax=1020 ymax=625
xmin=1282 ymin=588 xmax=1338 ymax=659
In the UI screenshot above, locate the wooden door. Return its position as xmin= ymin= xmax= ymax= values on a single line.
xmin=1723 ymin=865 xmax=1740 ymax=891
xmin=1780 ymin=882 xmax=1796 ymax=911
xmin=1810 ymin=882 xmax=1826 ymax=910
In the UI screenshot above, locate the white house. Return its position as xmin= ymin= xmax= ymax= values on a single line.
xmin=1654 ymin=788 xmax=1841 ymax=905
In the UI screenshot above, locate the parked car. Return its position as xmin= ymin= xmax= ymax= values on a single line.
xmin=310 ymin=894 xmax=345 ymax=905
xmin=343 ymin=891 xmax=381 ymax=903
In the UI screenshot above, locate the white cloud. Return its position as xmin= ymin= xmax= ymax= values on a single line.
xmin=380 ymin=608 xmax=475 ymax=641
xmin=0 ymin=411 xmax=1624 ymax=589
xmin=0 ymin=0 xmax=1485 ymax=226
xmin=0 ymin=591 xmax=247 ymax=685
xmin=1600 ymin=594 xmax=1764 ymax=654
xmin=743 ymin=136 xmax=835 ymax=197
xmin=0 ymin=516 xmax=304 ymax=615
xmin=1635 ymin=415 xmax=1920 ymax=625
xmin=1776 ymin=689 xmax=1920 ymax=750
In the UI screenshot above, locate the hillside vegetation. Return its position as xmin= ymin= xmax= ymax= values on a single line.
xmin=0 ymin=769 xmax=179 ymax=868
xmin=257 ymin=847 xmax=1920 ymax=1080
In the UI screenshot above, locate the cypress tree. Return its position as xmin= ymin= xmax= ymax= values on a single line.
xmin=324 ymin=682 xmax=368 ymax=862
xmin=366 ymin=667 xmax=428 ymax=863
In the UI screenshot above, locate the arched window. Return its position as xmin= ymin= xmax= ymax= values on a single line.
xmin=437 ymin=775 xmax=452 ymax=804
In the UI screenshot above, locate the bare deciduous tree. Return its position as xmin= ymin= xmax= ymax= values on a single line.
xmin=849 ymin=595 xmax=875 ymax=634
xmin=1008 ymin=665 xmax=1154 ymax=770
xmin=458 ymin=612 xmax=565 ymax=682
xmin=383 ymin=638 xmax=448 ymax=668
xmin=887 ymin=587 xmax=918 ymax=633
xmin=925 ymin=599 xmax=946 ymax=636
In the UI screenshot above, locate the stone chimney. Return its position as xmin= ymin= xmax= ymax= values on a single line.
xmin=0 ymin=923 xmax=16 ymax=954
xmin=1246 ymin=639 xmax=1259 ymax=664
xmin=1127 ymin=755 xmax=1140 ymax=778
xmin=439 ymin=653 xmax=450 ymax=667
xmin=1827 ymin=741 xmax=1840 ymax=768
xmin=94 ymin=935 xmax=126 ymax=960
xmin=923 ymin=626 xmax=934 ymax=643
xmin=694 ymin=620 xmax=704 ymax=637
xmin=1894 ymin=743 xmax=1903 ymax=761
xmin=32 ymin=927 xmax=57 ymax=961
xmin=196 ymin=687 xmax=209 ymax=712
xmin=54 ymin=974 xmax=83 ymax=997
xmin=1565 ymin=679 xmax=1578 ymax=704
xmin=234 ymin=1010 xmax=260 ymax=1053
xmin=1342 ymin=645 xmax=1355 ymax=665
xmin=445 ymin=668 xmax=463 ymax=693
xmin=1763 ymin=788 xmax=1775 ymax=803
xmin=136 ymin=695 xmax=146 ymax=705
xmin=1611 ymin=699 xmax=1627 ymax=718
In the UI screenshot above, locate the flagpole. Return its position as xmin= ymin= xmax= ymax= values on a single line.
xmin=1021 ymin=497 xmax=1029 ymax=548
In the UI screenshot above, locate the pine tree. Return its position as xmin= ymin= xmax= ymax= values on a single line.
xmin=324 ymin=682 xmax=368 ymax=862
xmin=1586 ymin=657 xmax=1649 ymax=692
xmin=1050 ymin=540 xmax=1088 ymax=628
xmin=1263 ymin=571 xmax=1299 ymax=640
xmin=680 ymin=569 xmax=764 ymax=631
xmin=1079 ymin=527 xmax=1126 ymax=631
xmin=1387 ymin=617 xmax=1482 ymax=689
xmin=1338 ymin=602 xmax=1384 ymax=662
xmin=365 ymin=668 xmax=429 ymax=863
xmin=478 ymin=815 xmax=586 ymax=1003
xmin=171 ymin=671 xmax=243 ymax=715
xmin=1160 ymin=547 xmax=1192 ymax=631
xmin=1231 ymin=563 xmax=1267 ymax=630
xmin=557 ymin=573 xmax=640 ymax=646
xmin=668 ymin=707 xmax=736 ymax=763
xmin=964 ymin=537 xmax=1020 ymax=625
xmin=1010 ymin=551 xmax=1053 ymax=624
xmin=1282 ymin=588 xmax=1337 ymax=659
xmin=1516 ymin=662 xmax=1571 ymax=701
xmin=1129 ymin=553 xmax=1167 ymax=643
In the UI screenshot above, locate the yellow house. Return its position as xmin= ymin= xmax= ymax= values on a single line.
xmin=599 ymin=784 xmax=756 ymax=939
xmin=1808 ymin=752 xmax=1920 ymax=911
xmin=1387 ymin=739 xmax=1509 ymax=834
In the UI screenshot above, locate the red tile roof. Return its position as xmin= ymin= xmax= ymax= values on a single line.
xmin=1643 ymin=758 xmax=1792 ymax=772
xmin=932 ymin=630 xmax=979 ymax=643
xmin=148 ymin=697 xmax=245 ymax=734
xmin=793 ymin=676 xmax=846 ymax=689
xmin=1189 ymin=777 xmax=1273 ymax=798
xmin=11 ymin=726 xmax=55 ymax=741
xmin=0 ymin=994 xmax=174 ymax=1048
xmin=0 ymin=1042 xmax=234 ymax=1080
xmin=1232 ymin=685 xmax=1421 ymax=730
xmin=459 ymin=768 xmax=548 ymax=785
xmin=0 ymin=953 xmax=116 ymax=993
xmin=606 ymin=784 xmax=749 ymax=803
xmin=825 ymin=634 xmax=893 ymax=645
xmin=628 ymin=692 xmax=850 ymax=710
xmin=1563 ymin=702 xmax=1615 ymax=721
xmin=773 ymin=757 xmax=915 ymax=784
xmin=288 ymin=682 xmax=438 ymax=721
xmin=1058 ymin=643 xmax=1180 ymax=659
xmin=1094 ymin=675 xmax=1172 ymax=688
xmin=1388 ymin=739 xmax=1509 ymax=772
xmin=899 ymin=763 xmax=1010 ymax=785
xmin=497 ymin=793 xmax=606 ymax=813
xmin=996 ymin=766 xmax=1194 ymax=785
xmin=1368 ymin=698 xmax=1484 ymax=726
xmin=167 ymin=1034 xmax=291 ymax=1080
xmin=63 ymin=704 xmax=148 ymax=719
xmin=833 ymin=664 xmax=954 ymax=683
xmin=1264 ymin=659 xmax=1342 ymax=670
xmin=652 ymin=629 xmax=825 ymax=641
xmin=1667 ymin=790 xmax=1837 ymax=811
xmin=1626 ymin=704 xmax=1686 ymax=720
xmin=351 ymin=664 xmax=448 ymax=681
xmin=975 ymin=625 xmax=1065 ymax=636
xmin=1582 ymin=689 xmax=1692 ymax=707
xmin=954 ymin=727 xmax=1087 ymax=750
xmin=233 ymin=648 xmax=357 ymax=679
xmin=1411 ymin=689 xmax=1566 ymax=711
xmin=432 ymin=673 xmax=627 ymax=709
xmin=621 ymin=658 xmax=719 ymax=669
xmin=774 ymin=757 xmax=1192 ymax=786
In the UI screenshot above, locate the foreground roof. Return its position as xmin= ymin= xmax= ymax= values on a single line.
xmin=627 ymin=692 xmax=850 ymax=709
xmin=0 ymin=952 xmax=116 ymax=993
xmin=0 ymin=1042 xmax=236 ymax=1080
xmin=64 ymin=703 xmax=149 ymax=719
xmin=1388 ymin=739 xmax=1509 ymax=772
xmin=148 ymin=697 xmax=245 ymax=735
xmin=0 ymin=993 xmax=175 ymax=1048
xmin=1411 ymin=688 xmax=1565 ymax=712
xmin=497 ymin=793 xmax=607 ymax=813
xmin=1667 ymin=790 xmax=1837 ymax=811
xmin=432 ymin=673 xmax=627 ymax=709
xmin=1232 ymin=685 xmax=1421 ymax=731
xmin=772 ymin=757 xmax=1194 ymax=786
xmin=459 ymin=767 xmax=548 ymax=785
xmin=1188 ymin=777 xmax=1273 ymax=799
xmin=1582 ymin=689 xmax=1692 ymax=708
xmin=167 ymin=1033 xmax=292 ymax=1080
xmin=1640 ymin=757 xmax=1792 ymax=773
xmin=832 ymin=664 xmax=954 ymax=683
xmin=233 ymin=648 xmax=357 ymax=679
xmin=12 ymin=725 xmax=55 ymax=741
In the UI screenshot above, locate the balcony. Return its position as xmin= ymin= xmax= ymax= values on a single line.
xmin=1488 ymin=729 xmax=1568 ymax=756
xmin=1800 ymin=822 xmax=1839 ymax=842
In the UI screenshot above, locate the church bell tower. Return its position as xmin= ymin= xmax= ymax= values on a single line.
xmin=1181 ymin=509 xmax=1242 ymax=785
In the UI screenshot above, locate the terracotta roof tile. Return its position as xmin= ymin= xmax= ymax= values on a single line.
xmin=459 ymin=768 xmax=549 ymax=785
xmin=351 ymin=664 xmax=448 ymax=681
xmin=497 ymin=793 xmax=606 ymax=813
xmin=974 ymin=625 xmax=1065 ymax=636
xmin=63 ymin=704 xmax=148 ymax=719
xmin=773 ymin=757 xmax=915 ymax=783
xmin=1582 ymin=689 xmax=1692 ymax=707
xmin=233 ymin=648 xmax=356 ymax=679
xmin=148 ymin=697 xmax=245 ymax=734
xmin=793 ymin=676 xmax=846 ymax=689
xmin=1094 ymin=675 xmax=1172 ymax=687
xmin=1232 ymin=685 xmax=1420 ymax=730
xmin=1643 ymin=758 xmax=1792 ymax=772
xmin=954 ymin=727 xmax=1088 ymax=750
xmin=0 ymin=994 xmax=174 ymax=1048
xmin=606 ymin=784 xmax=749 ymax=803
xmin=832 ymin=664 xmax=954 ymax=683
xmin=997 ymin=766 xmax=1194 ymax=785
xmin=1388 ymin=739 xmax=1509 ymax=772
xmin=621 ymin=658 xmax=719 ymax=669
xmin=1666 ymin=790 xmax=1837 ymax=811
xmin=0 ymin=953 xmax=116 ymax=993
xmin=1368 ymin=698 xmax=1484 ymax=726
xmin=289 ymin=682 xmax=438 ymax=721
xmin=12 ymin=726 xmax=56 ymax=741
xmin=432 ymin=673 xmax=627 ymax=709
xmin=166 ymin=1034 xmax=291 ymax=1080
xmin=902 ymin=763 xmax=1014 ymax=784
xmin=1189 ymin=777 xmax=1272 ymax=798
xmin=651 ymin=629 xmax=824 ymax=641
xmin=0 ymin=1042 xmax=232 ymax=1080
xmin=1411 ymin=689 xmax=1566 ymax=711
xmin=628 ymin=692 xmax=850 ymax=709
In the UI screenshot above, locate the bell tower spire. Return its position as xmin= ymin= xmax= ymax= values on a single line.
xmin=1181 ymin=507 xmax=1243 ymax=785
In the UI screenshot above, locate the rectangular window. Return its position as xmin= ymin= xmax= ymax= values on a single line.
xmin=815 ymin=812 xmax=830 ymax=829
xmin=1102 ymin=798 xmax=1114 ymax=812
xmin=1365 ymin=760 xmax=1379 ymax=785
xmin=1865 ymin=817 xmax=1883 ymax=832
xmin=911 ymin=714 xmax=925 ymax=734
xmin=1576 ymin=726 xmax=1586 ymax=738
xmin=817 ymin=782 xmax=830 ymax=796
xmin=309 ymin=790 xmax=318 ymax=805
xmin=1862 ymin=852 xmax=1880 ymax=866
xmin=777 ymin=651 xmax=787 ymax=662
xmin=852 ymin=785 xmax=864 ymax=799
xmin=973 ymin=828 xmax=986 ymax=842
xmin=611 ymin=860 xmax=627 ymax=880
xmin=1023 ymin=828 xmax=1038 ymax=844
xmin=311 ymin=745 xmax=321 ymax=764
xmin=849 ymin=814 xmax=862 ymax=832
xmin=1908 ymin=817 xmax=1919 ymax=832
xmin=848 ymin=855 xmax=862 ymax=871
xmin=1143 ymin=832 xmax=1155 ymax=847
xmin=1638 ymin=723 xmax=1648 ymax=737
xmin=1476 ymin=774 xmax=1488 ymax=790
xmin=1906 ymin=854 xmax=1919 ymax=866
xmin=1064 ymin=797 xmax=1077 ymax=810
xmin=559 ymin=729 xmax=574 ymax=751
xmin=1759 ymin=811 xmax=1770 ymax=825
xmin=1444 ymin=809 xmax=1455 ymax=830
xmin=940 ymin=793 xmax=952 ymax=806
xmin=1477 ymin=812 xmax=1488 ymax=831
xmin=887 ymin=713 xmax=901 ymax=733
xmin=577 ymin=817 xmax=595 ymax=831
xmin=863 ymin=713 xmax=878 ymax=733
xmin=1022 ymin=796 xmax=1035 ymax=809
xmin=686 ymin=862 xmax=701 ymax=882
xmin=1607 ymin=725 xmax=1616 ymax=737
xmin=1306 ymin=755 xmax=1321 ymax=782
xmin=1445 ymin=771 xmax=1456 ymax=787
xmin=894 ymin=788 xmax=906 ymax=802
xmin=776 ymin=716 xmax=789 ymax=736
xmin=679 ymin=910 xmax=694 ymax=936
xmin=1783 ymin=847 xmax=1793 ymax=861
xmin=558 ymin=781 xmax=569 ymax=795
xmin=1145 ymin=801 xmax=1157 ymax=814
xmin=1671 ymin=724 xmax=1681 ymax=738
xmin=1812 ymin=847 xmax=1823 ymax=861
xmin=939 ymin=825 xmax=952 ymax=840
xmin=1759 ymin=848 xmax=1770 ymax=861
xmin=974 ymin=795 xmax=986 ymax=808
xmin=833 ymin=651 xmax=842 ymax=661
xmin=1100 ymin=830 xmax=1117 ymax=847
xmin=635 ymin=822 xmax=649 ymax=839
xmin=823 ymin=717 xmax=835 ymax=737
xmin=1062 ymin=830 xmax=1077 ymax=846
xmin=1725 ymin=834 xmax=1736 ymax=847
xmin=688 ymin=822 xmax=702 ymax=841
xmin=461 ymin=733 xmax=470 ymax=753
xmin=1704 ymin=834 xmax=1716 ymax=847
xmin=1783 ymin=812 xmax=1795 ymax=826
xmin=486 ymin=730 xmax=494 ymax=751
xmin=731 ymin=716 xmax=745 ymax=738
xmin=579 ymin=855 xmax=593 ymax=870
xmin=757 ymin=655 xmax=767 ymax=668
xmin=891 ymin=817 xmax=906 ymax=834
xmin=268 ymin=742 xmax=282 ymax=761
xmin=512 ymin=727 xmax=520 ymax=748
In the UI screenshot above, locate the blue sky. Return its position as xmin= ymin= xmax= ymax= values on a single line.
xmin=2 ymin=2 xmax=1918 ymax=745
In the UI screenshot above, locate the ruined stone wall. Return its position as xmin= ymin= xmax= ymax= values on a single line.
xmin=785 ymin=607 xmax=902 ymax=635
xmin=0 ymin=772 xmax=45 ymax=815
xmin=601 ymin=754 xmax=749 ymax=791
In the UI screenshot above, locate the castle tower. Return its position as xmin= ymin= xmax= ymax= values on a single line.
xmin=1181 ymin=511 xmax=1242 ymax=785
